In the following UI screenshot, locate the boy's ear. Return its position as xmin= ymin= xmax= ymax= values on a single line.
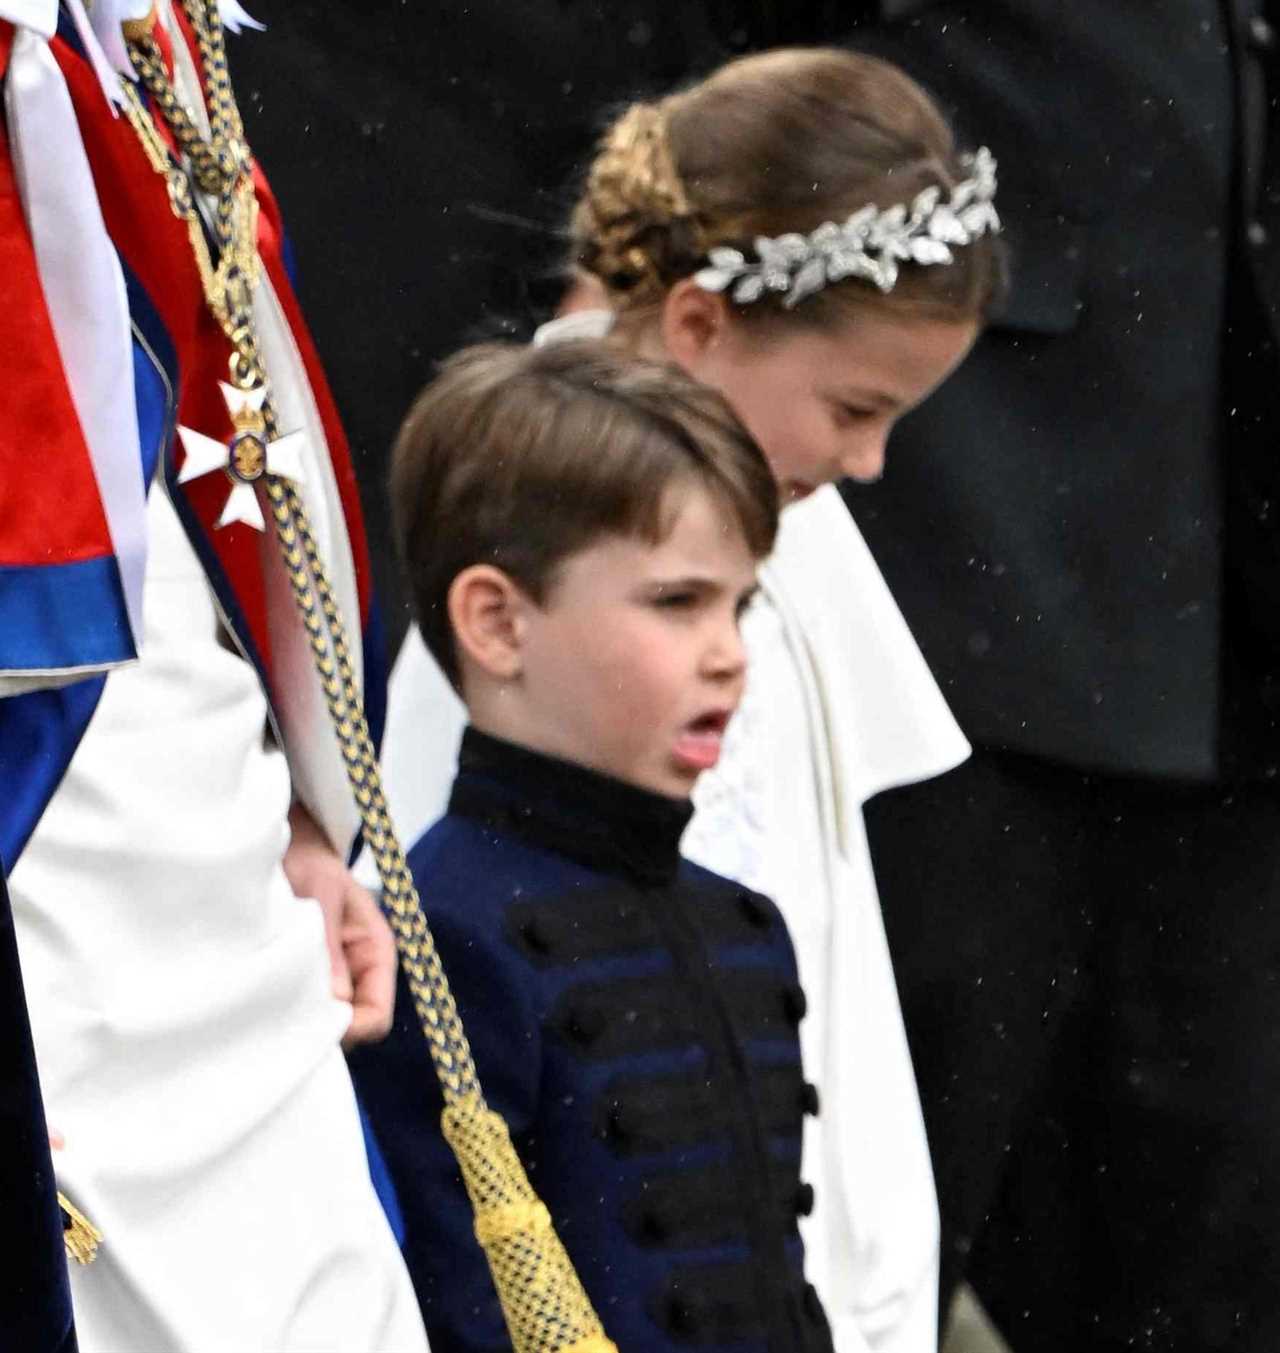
xmin=447 ymin=565 xmax=529 ymax=682
xmin=660 ymin=277 xmax=731 ymax=372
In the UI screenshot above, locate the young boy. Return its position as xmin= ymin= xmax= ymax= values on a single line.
xmin=352 ymin=340 xmax=833 ymax=1353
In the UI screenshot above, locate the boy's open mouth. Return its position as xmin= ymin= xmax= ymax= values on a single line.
xmin=673 ymin=710 xmax=731 ymax=772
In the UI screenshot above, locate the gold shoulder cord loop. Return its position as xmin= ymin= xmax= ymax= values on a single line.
xmin=108 ymin=5 xmax=617 ymax=1348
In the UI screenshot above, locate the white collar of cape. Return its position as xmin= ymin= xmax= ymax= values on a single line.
xmin=0 ymin=0 xmax=262 ymax=109
xmin=534 ymin=307 xmax=970 ymax=851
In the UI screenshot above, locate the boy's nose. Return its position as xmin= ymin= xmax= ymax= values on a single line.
xmin=704 ymin=620 xmax=748 ymax=681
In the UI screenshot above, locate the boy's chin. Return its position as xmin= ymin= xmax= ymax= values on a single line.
xmin=647 ymin=758 xmax=707 ymax=802
xmin=614 ymin=757 xmax=701 ymax=802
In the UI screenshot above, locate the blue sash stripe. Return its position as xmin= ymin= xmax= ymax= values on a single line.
xmin=122 ymin=263 xmax=179 ymax=495
xmin=0 ymin=557 xmax=133 ymax=672
xmin=1 ymin=263 xmax=177 ymax=868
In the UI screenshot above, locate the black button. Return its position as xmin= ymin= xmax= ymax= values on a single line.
xmin=737 ymin=889 xmax=773 ymax=929
xmin=636 ymin=1209 xmax=669 ymax=1245
xmin=800 ymin=1081 xmax=821 ymax=1116
xmin=565 ymin=1004 xmax=607 ymax=1048
xmin=803 ymin=1282 xmax=826 ymax=1323
xmin=666 ymin=1298 xmax=701 ymax=1336
xmin=1248 ymin=220 xmax=1270 ymax=248
xmin=783 ymin=983 xmax=808 ymax=1024
xmin=795 ymin=1182 xmax=816 ymax=1217
xmin=1249 ymin=15 xmax=1277 ymax=52
xmin=604 ymin=1102 xmax=631 ymax=1144
xmin=518 ymin=919 xmax=551 ymax=955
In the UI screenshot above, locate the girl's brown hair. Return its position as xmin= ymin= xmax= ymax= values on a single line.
xmin=391 ymin=339 xmax=778 ymax=688
xmin=570 ymin=47 xmax=1003 ymax=331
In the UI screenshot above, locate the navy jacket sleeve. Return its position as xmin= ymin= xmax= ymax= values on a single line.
xmin=351 ymin=855 xmax=542 ymax=1352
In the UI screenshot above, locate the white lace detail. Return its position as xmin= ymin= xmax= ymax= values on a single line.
xmin=683 ymin=601 xmax=777 ymax=893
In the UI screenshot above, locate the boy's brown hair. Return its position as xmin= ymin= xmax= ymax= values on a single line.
xmin=390 ymin=338 xmax=779 ymax=688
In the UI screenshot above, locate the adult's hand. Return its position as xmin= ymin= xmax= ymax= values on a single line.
xmin=283 ymin=802 xmax=397 ymax=1047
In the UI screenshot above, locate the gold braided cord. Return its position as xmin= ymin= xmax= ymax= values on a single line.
xmin=119 ymin=5 xmax=617 ymax=1347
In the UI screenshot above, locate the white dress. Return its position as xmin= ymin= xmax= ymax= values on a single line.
xmin=684 ymin=486 xmax=965 ymax=1353
xmin=9 ymin=487 xmax=428 ymax=1353
xmin=377 ymin=337 xmax=968 ymax=1349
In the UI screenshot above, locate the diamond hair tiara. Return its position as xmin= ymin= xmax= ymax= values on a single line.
xmin=694 ymin=147 xmax=1000 ymax=309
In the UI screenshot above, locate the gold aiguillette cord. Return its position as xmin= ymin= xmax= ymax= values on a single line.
xmin=113 ymin=5 xmax=616 ymax=1347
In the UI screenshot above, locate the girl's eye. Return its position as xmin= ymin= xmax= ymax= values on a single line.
xmin=654 ymin=591 xmax=697 ymax=609
xmin=833 ymin=403 xmax=874 ymax=427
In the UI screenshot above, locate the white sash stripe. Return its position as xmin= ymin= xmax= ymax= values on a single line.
xmin=4 ymin=22 xmax=148 ymax=662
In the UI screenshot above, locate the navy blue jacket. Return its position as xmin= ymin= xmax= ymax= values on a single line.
xmin=352 ymin=729 xmax=832 ymax=1352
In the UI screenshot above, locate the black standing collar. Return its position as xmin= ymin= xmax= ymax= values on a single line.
xmin=448 ymin=727 xmax=693 ymax=888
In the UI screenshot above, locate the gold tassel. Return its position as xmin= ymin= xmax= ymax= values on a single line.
xmin=442 ymin=1094 xmax=618 ymax=1353
xmin=59 ymin=1192 xmax=103 ymax=1266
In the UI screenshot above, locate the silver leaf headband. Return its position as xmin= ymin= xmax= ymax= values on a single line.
xmin=694 ymin=147 xmax=1000 ymax=309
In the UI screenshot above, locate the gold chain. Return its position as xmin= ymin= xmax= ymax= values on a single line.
xmin=114 ymin=8 xmax=616 ymax=1347
xmin=122 ymin=0 xmax=477 ymax=1097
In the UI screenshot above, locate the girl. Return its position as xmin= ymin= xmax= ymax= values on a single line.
xmin=379 ymin=47 xmax=1002 ymax=1352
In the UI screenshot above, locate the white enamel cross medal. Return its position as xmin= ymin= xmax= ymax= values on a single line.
xmin=176 ymin=382 xmax=307 ymax=531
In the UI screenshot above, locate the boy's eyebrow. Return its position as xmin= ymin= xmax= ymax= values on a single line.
xmin=635 ymin=570 xmax=752 ymax=598
xmin=642 ymin=574 xmax=724 ymax=592
xmin=637 ymin=576 xmax=762 ymax=605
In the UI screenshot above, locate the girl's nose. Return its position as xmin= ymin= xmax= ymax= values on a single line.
xmin=840 ymin=431 xmax=888 ymax=484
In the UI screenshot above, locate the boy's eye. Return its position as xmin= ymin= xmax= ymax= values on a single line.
xmin=653 ymin=591 xmax=698 ymax=609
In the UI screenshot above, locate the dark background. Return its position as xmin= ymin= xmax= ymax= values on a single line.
xmin=230 ymin=0 xmax=737 ymax=652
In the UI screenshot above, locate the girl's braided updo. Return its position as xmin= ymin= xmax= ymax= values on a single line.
xmin=570 ymin=47 xmax=1004 ymax=331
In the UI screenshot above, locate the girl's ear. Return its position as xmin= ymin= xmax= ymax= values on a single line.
xmin=447 ymin=565 xmax=530 ymax=682
xmin=659 ymin=277 xmax=733 ymax=374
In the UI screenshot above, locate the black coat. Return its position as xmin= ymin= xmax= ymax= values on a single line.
xmin=825 ymin=0 xmax=1280 ymax=779
xmin=236 ymin=1 xmax=1280 ymax=778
